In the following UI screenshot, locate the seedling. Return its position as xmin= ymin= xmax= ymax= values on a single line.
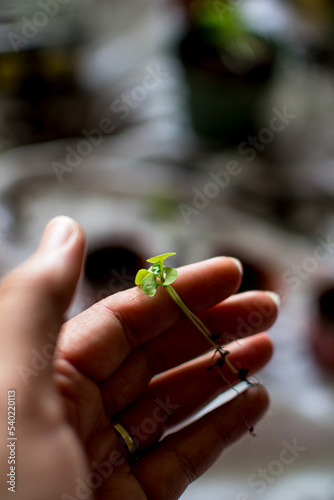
xmin=135 ymin=252 xmax=250 ymax=384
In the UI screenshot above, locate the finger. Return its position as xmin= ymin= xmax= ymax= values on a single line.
xmin=111 ymin=333 xmax=272 ymax=451
xmin=57 ymin=257 xmax=243 ymax=381
xmin=100 ymin=291 xmax=279 ymax=412
xmin=133 ymin=384 xmax=269 ymax=500
xmin=0 ymin=216 xmax=85 ymax=391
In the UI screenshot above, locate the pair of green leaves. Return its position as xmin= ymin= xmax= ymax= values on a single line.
xmin=135 ymin=252 xmax=178 ymax=297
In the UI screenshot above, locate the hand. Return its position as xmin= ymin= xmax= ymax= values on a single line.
xmin=0 ymin=216 xmax=278 ymax=500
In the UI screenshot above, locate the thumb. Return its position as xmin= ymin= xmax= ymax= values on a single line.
xmin=0 ymin=216 xmax=85 ymax=387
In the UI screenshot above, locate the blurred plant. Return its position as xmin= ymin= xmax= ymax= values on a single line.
xmin=187 ymin=0 xmax=273 ymax=75
xmin=189 ymin=0 xmax=246 ymax=42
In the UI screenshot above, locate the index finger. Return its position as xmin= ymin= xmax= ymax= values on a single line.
xmin=57 ymin=257 xmax=243 ymax=381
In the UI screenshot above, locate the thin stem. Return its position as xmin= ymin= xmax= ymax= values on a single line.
xmin=169 ymin=287 xmax=214 ymax=338
xmin=166 ymin=285 xmax=238 ymax=375
xmin=166 ymin=286 xmax=213 ymax=346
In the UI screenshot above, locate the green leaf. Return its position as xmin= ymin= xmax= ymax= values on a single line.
xmin=147 ymin=252 xmax=176 ymax=265
xmin=148 ymin=264 xmax=161 ymax=277
xmin=141 ymin=273 xmax=160 ymax=297
xmin=164 ymin=267 xmax=178 ymax=286
xmin=135 ymin=269 xmax=151 ymax=286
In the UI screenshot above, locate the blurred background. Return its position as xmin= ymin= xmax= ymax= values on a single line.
xmin=1 ymin=0 xmax=334 ymax=498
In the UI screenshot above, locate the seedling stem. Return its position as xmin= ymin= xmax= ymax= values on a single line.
xmin=135 ymin=253 xmax=244 ymax=379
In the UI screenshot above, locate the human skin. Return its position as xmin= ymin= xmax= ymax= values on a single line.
xmin=0 ymin=216 xmax=277 ymax=500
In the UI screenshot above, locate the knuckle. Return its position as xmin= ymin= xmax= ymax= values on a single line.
xmin=165 ymin=441 xmax=199 ymax=485
xmin=101 ymin=300 xmax=140 ymax=351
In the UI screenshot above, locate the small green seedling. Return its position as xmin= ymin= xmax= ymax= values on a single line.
xmin=135 ymin=252 xmax=250 ymax=383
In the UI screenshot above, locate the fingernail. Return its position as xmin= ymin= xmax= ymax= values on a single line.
xmin=229 ymin=257 xmax=243 ymax=276
xmin=39 ymin=216 xmax=77 ymax=251
xmin=265 ymin=291 xmax=281 ymax=309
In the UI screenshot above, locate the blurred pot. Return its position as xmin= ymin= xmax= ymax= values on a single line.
xmin=177 ymin=1 xmax=277 ymax=143
xmin=179 ymin=27 xmax=276 ymax=143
